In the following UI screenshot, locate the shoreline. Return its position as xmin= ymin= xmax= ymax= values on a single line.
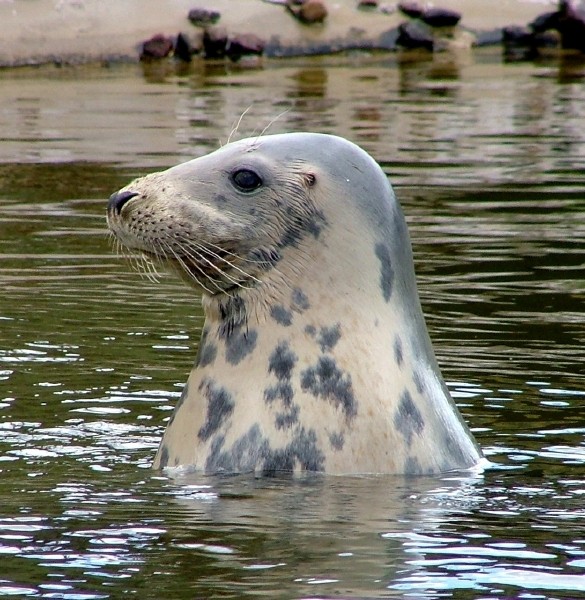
xmin=0 ymin=0 xmax=563 ymax=67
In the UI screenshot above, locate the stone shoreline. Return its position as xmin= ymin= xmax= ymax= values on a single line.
xmin=0 ymin=0 xmax=578 ymax=68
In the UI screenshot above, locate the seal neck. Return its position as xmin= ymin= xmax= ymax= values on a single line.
xmin=203 ymin=293 xmax=251 ymax=339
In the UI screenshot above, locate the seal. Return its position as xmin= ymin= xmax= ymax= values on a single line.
xmin=106 ymin=132 xmax=482 ymax=475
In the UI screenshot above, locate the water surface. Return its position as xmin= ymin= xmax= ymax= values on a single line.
xmin=0 ymin=51 xmax=584 ymax=598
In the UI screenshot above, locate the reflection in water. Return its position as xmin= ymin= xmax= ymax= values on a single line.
xmin=0 ymin=51 xmax=584 ymax=598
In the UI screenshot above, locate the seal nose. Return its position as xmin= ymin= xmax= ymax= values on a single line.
xmin=108 ymin=190 xmax=139 ymax=215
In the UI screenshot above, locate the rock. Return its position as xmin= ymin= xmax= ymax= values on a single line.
xmin=475 ymin=28 xmax=504 ymax=46
xmin=379 ymin=4 xmax=396 ymax=15
xmin=502 ymin=25 xmax=559 ymax=61
xmin=226 ymin=33 xmax=265 ymax=61
xmin=357 ymin=0 xmax=378 ymax=10
xmin=421 ymin=7 xmax=461 ymax=28
xmin=398 ymin=1 xmax=424 ymax=19
xmin=502 ymin=25 xmax=534 ymax=46
xmin=140 ymin=34 xmax=174 ymax=60
xmin=287 ymin=0 xmax=328 ymax=24
xmin=530 ymin=10 xmax=558 ymax=33
xmin=396 ymin=21 xmax=433 ymax=51
xmin=203 ymin=26 xmax=228 ymax=58
xmin=530 ymin=0 xmax=585 ymax=52
xmin=434 ymin=29 xmax=475 ymax=52
xmin=187 ymin=8 xmax=221 ymax=27
xmin=174 ymin=31 xmax=203 ymax=62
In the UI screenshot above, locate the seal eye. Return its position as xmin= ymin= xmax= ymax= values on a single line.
xmin=231 ymin=169 xmax=263 ymax=192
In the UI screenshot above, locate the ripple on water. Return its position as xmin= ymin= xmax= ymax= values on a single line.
xmin=0 ymin=56 xmax=584 ymax=599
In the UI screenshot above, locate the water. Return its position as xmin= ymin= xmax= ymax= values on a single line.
xmin=1 ymin=50 xmax=584 ymax=598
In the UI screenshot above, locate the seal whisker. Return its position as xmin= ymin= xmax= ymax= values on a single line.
xmin=114 ymin=233 xmax=162 ymax=283
xmin=110 ymin=234 xmax=128 ymax=265
xmin=140 ymin=242 xmax=164 ymax=283
xmin=124 ymin=246 xmax=153 ymax=281
xmin=137 ymin=254 xmax=159 ymax=283
xmin=252 ymin=108 xmax=290 ymax=144
xmin=111 ymin=234 xmax=152 ymax=281
xmin=174 ymin=245 xmax=225 ymax=295
xmin=110 ymin=234 xmax=143 ymax=278
xmin=199 ymin=238 xmax=262 ymax=266
xmin=184 ymin=239 xmax=263 ymax=286
xmin=161 ymin=239 xmax=221 ymax=295
xmin=174 ymin=238 xmax=250 ymax=292
xmin=226 ymin=105 xmax=253 ymax=146
xmin=171 ymin=238 xmax=250 ymax=299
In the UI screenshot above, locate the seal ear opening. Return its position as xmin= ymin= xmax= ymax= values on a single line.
xmin=304 ymin=173 xmax=316 ymax=187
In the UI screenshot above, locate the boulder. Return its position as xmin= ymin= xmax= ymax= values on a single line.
xmin=140 ymin=34 xmax=174 ymax=60
xmin=187 ymin=8 xmax=221 ymax=27
xmin=203 ymin=26 xmax=228 ymax=58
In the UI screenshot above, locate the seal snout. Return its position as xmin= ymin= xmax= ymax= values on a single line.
xmin=108 ymin=190 xmax=139 ymax=216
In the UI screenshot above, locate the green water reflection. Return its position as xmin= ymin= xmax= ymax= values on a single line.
xmin=0 ymin=51 xmax=584 ymax=598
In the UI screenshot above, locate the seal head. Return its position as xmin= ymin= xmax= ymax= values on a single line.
xmin=107 ymin=132 xmax=482 ymax=475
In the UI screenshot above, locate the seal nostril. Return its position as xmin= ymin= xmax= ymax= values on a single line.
xmin=108 ymin=190 xmax=139 ymax=215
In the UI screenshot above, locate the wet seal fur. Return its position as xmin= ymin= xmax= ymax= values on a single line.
xmin=107 ymin=132 xmax=482 ymax=475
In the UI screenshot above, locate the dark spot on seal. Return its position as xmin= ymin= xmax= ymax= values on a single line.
xmin=167 ymin=381 xmax=190 ymax=427
xmin=225 ymin=329 xmax=258 ymax=365
xmin=205 ymin=425 xmax=265 ymax=473
xmin=279 ymin=224 xmax=304 ymax=249
xmin=394 ymin=335 xmax=403 ymax=368
xmin=262 ymin=427 xmax=325 ymax=475
xmin=394 ymin=390 xmax=424 ymax=446
xmin=443 ymin=432 xmax=471 ymax=467
xmin=394 ymin=202 xmax=409 ymax=235
xmin=413 ymin=370 xmax=425 ymax=394
xmin=317 ymin=324 xmax=341 ymax=353
xmin=305 ymin=324 xmax=316 ymax=337
xmin=215 ymin=193 xmax=229 ymax=204
xmin=158 ymin=444 xmax=170 ymax=469
xmin=205 ymin=434 xmax=226 ymax=472
xmin=301 ymin=356 xmax=357 ymax=420
xmin=275 ymin=404 xmax=300 ymax=430
xmin=261 ymin=446 xmax=294 ymax=474
xmin=268 ymin=341 xmax=297 ymax=381
xmin=218 ymin=295 xmax=247 ymax=338
xmin=204 ymin=424 xmax=325 ymax=474
xmin=248 ymin=247 xmax=280 ymax=270
xmin=195 ymin=328 xmax=217 ymax=368
xmin=329 ymin=431 xmax=345 ymax=450
xmin=176 ymin=381 xmax=189 ymax=411
xmin=197 ymin=378 xmax=235 ymax=442
xmin=270 ymin=305 xmax=293 ymax=327
xmin=265 ymin=381 xmax=294 ymax=407
xmin=306 ymin=213 xmax=325 ymax=239
xmin=198 ymin=342 xmax=217 ymax=367
xmin=374 ymin=242 xmax=395 ymax=302
xmin=404 ymin=456 xmax=424 ymax=475
xmin=279 ymin=211 xmax=327 ymax=249
xmin=290 ymin=427 xmax=325 ymax=472
xmin=292 ymin=288 xmax=310 ymax=312
xmin=266 ymin=342 xmax=299 ymax=429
